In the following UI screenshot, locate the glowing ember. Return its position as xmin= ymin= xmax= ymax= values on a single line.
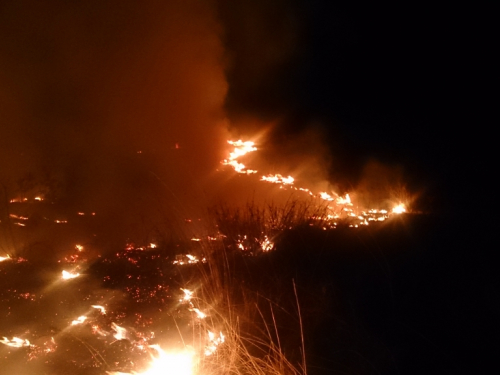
xmin=62 ymin=270 xmax=80 ymax=279
xmin=75 ymin=244 xmax=84 ymax=251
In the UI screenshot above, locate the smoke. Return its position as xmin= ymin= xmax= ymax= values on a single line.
xmin=0 ymin=0 xmax=230 ymax=245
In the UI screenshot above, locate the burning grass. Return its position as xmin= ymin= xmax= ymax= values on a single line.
xmin=1 ymin=185 xmax=423 ymax=375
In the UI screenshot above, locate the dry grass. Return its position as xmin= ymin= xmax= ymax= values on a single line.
xmin=212 ymin=198 xmax=330 ymax=254
xmin=185 ymin=238 xmax=307 ymax=375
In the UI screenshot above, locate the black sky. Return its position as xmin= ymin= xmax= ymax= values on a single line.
xmin=219 ymin=1 xmax=477 ymax=213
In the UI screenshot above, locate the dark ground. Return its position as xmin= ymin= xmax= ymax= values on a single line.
xmin=223 ymin=213 xmax=496 ymax=375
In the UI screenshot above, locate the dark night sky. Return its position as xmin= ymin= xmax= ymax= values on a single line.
xmin=218 ymin=1 xmax=474 ymax=210
xmin=0 ymin=0 xmax=479 ymax=217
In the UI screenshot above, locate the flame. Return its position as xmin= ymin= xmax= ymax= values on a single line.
xmin=140 ymin=345 xmax=195 ymax=375
xmin=71 ymin=316 xmax=87 ymax=325
xmin=260 ymin=236 xmax=274 ymax=252
xmin=1 ymin=336 xmax=31 ymax=348
xmin=205 ymin=330 xmax=225 ymax=356
xmin=0 ymin=255 xmax=11 ymax=262
xmin=319 ymin=192 xmax=334 ymax=201
xmin=62 ymin=270 xmax=80 ymax=279
xmin=190 ymin=308 xmax=206 ymax=319
xmin=336 ymin=193 xmax=352 ymax=205
xmin=261 ymin=174 xmax=294 ymax=185
xmin=392 ymin=204 xmax=406 ymax=214
xmin=180 ymin=288 xmax=193 ymax=302
xmin=91 ymin=305 xmax=106 ymax=314
xmin=221 ymin=139 xmax=412 ymax=228
xmin=112 ymin=323 xmax=128 ymax=341
xmin=222 ymin=140 xmax=258 ymax=174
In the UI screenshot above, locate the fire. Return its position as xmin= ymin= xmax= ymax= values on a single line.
xmin=62 ymin=270 xmax=80 ymax=279
xmin=261 ymin=174 xmax=294 ymax=185
xmin=138 ymin=345 xmax=195 ymax=375
xmin=260 ymin=235 xmax=274 ymax=252
xmin=92 ymin=305 xmax=106 ymax=314
xmin=190 ymin=307 xmax=207 ymax=319
xmin=0 ymin=255 xmax=11 ymax=262
xmin=222 ymin=140 xmax=258 ymax=174
xmin=392 ymin=203 xmax=406 ymax=214
xmin=221 ymin=139 xmax=411 ymax=228
xmin=112 ymin=323 xmax=128 ymax=341
xmin=336 ymin=193 xmax=352 ymax=205
xmin=1 ymin=336 xmax=31 ymax=348
xmin=71 ymin=316 xmax=87 ymax=325
xmin=319 ymin=192 xmax=334 ymax=201
xmin=205 ymin=330 xmax=225 ymax=356
xmin=180 ymin=288 xmax=194 ymax=302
